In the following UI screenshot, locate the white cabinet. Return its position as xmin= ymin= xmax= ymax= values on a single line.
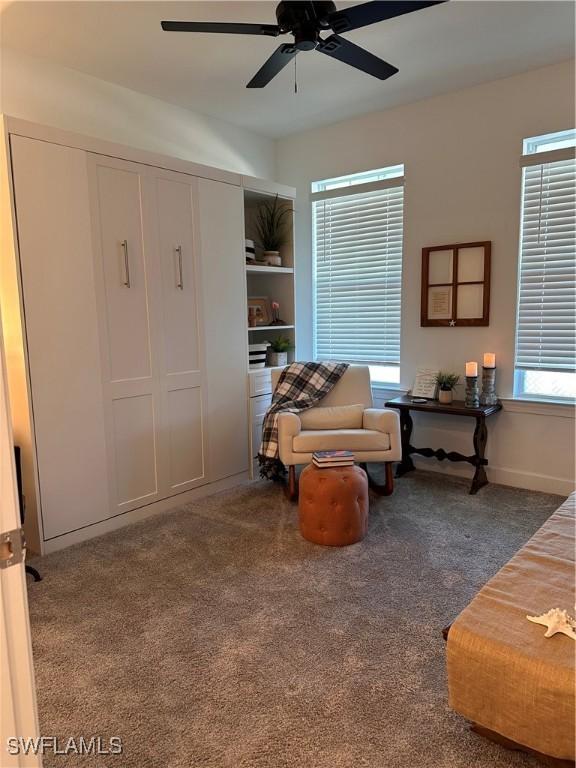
xmin=4 ymin=125 xmax=256 ymax=550
xmin=197 ymin=179 xmax=249 ymax=480
xmin=9 ymin=136 xmax=111 ymax=539
xmin=89 ymin=155 xmax=210 ymax=513
xmin=91 ymin=156 xmax=160 ymax=512
xmin=154 ymin=173 xmax=206 ymax=493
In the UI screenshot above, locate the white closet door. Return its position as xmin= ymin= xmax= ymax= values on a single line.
xmin=90 ymin=156 xmax=160 ymax=512
xmin=95 ymin=163 xmax=152 ymax=381
xmin=154 ymin=171 xmax=205 ymax=492
xmin=10 ymin=136 xmax=111 ymax=539
xmin=197 ymin=179 xmax=248 ymax=480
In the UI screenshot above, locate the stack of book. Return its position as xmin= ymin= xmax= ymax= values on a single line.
xmin=312 ymin=450 xmax=355 ymax=469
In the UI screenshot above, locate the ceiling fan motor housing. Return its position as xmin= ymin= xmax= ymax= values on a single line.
xmin=276 ymin=0 xmax=337 ymax=50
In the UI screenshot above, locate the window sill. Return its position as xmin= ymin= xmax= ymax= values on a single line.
xmin=372 ymin=383 xmax=405 ymax=392
xmin=501 ymin=397 xmax=575 ymax=418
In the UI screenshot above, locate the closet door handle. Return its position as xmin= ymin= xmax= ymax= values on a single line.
xmin=121 ymin=240 xmax=131 ymax=288
xmin=175 ymin=245 xmax=183 ymax=290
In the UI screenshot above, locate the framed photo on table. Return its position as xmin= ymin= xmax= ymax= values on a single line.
xmin=421 ymin=241 xmax=491 ymax=326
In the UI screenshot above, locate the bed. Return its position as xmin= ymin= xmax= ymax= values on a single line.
xmin=446 ymin=492 xmax=576 ymax=765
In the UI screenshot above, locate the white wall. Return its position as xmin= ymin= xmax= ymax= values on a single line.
xmin=277 ymin=60 xmax=576 ymax=495
xmin=0 ymin=48 xmax=275 ymax=179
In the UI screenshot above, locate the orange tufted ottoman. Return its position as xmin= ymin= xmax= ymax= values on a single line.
xmin=298 ymin=464 xmax=369 ymax=546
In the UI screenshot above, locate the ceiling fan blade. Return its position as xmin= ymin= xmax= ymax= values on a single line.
xmin=161 ymin=21 xmax=281 ymax=37
xmin=327 ymin=1 xmax=447 ymax=34
xmin=316 ymin=35 xmax=398 ymax=80
xmin=246 ymin=44 xmax=297 ymax=89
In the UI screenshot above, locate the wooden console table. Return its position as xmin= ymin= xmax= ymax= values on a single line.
xmin=385 ymin=396 xmax=502 ymax=495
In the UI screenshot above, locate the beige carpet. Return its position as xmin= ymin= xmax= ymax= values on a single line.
xmin=27 ymin=471 xmax=562 ymax=768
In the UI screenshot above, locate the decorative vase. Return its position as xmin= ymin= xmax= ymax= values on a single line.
xmin=264 ymin=250 xmax=281 ymax=267
xmin=438 ymin=388 xmax=453 ymax=404
xmin=268 ymin=351 xmax=288 ymax=367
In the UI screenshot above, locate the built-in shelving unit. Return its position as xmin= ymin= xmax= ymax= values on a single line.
xmin=242 ymin=178 xmax=297 ymax=477
xmin=243 ymin=185 xmax=296 ymax=371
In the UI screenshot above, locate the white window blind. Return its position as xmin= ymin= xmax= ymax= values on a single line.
xmin=515 ymin=150 xmax=576 ymax=374
xmin=312 ymin=173 xmax=404 ymax=367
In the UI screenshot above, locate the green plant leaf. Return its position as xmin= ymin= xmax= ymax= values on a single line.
xmin=254 ymin=195 xmax=291 ymax=251
xmin=269 ymin=334 xmax=293 ymax=352
xmin=435 ymin=371 xmax=460 ymax=390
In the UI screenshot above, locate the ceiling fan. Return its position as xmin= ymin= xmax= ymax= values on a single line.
xmin=161 ymin=1 xmax=446 ymax=89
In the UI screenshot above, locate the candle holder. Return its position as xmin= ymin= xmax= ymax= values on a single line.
xmin=465 ymin=375 xmax=480 ymax=408
xmin=480 ymin=366 xmax=498 ymax=406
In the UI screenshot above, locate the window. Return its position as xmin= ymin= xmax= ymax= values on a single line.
xmin=514 ymin=130 xmax=576 ymax=402
xmin=311 ymin=165 xmax=404 ymax=385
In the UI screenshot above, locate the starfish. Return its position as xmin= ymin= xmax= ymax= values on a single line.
xmin=526 ymin=608 xmax=576 ymax=640
xmin=449 ymin=320 xmax=456 ymax=327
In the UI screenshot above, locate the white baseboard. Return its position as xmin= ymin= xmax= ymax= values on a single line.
xmin=411 ymin=457 xmax=574 ymax=497
xmin=37 ymin=457 xmax=574 ymax=556
xmin=41 ymin=471 xmax=249 ymax=554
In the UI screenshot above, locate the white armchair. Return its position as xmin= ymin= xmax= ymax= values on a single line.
xmin=272 ymin=365 xmax=401 ymax=500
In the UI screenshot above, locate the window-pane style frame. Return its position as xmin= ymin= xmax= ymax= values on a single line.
xmin=312 ymin=167 xmax=404 ymax=376
xmin=421 ymin=241 xmax=491 ymax=326
xmin=514 ymin=131 xmax=576 ymax=401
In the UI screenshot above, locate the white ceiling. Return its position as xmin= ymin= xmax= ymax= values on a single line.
xmin=1 ymin=1 xmax=574 ymax=138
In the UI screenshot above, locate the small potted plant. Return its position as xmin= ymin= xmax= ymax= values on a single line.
xmin=435 ymin=371 xmax=460 ymax=404
xmin=254 ymin=195 xmax=290 ymax=267
xmin=267 ymin=335 xmax=293 ymax=367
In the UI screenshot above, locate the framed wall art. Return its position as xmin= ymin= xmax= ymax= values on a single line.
xmin=421 ymin=241 xmax=491 ymax=327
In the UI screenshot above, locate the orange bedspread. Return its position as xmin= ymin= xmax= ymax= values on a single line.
xmin=447 ymin=493 xmax=576 ymax=760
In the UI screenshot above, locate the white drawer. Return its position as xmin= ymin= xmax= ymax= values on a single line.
xmin=251 ymin=422 xmax=262 ymax=459
xmin=250 ymin=394 xmax=271 ymax=459
xmin=249 ymin=368 xmax=272 ymax=397
xmin=251 ymin=393 xmax=272 ymax=419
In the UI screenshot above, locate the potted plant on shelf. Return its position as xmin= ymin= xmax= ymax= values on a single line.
xmin=254 ymin=195 xmax=290 ymax=267
xmin=435 ymin=371 xmax=460 ymax=404
xmin=267 ymin=335 xmax=293 ymax=367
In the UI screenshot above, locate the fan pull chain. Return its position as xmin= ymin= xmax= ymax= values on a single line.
xmin=294 ymin=53 xmax=298 ymax=94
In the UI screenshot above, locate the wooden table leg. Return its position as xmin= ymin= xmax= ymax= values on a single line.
xmin=470 ymin=414 xmax=488 ymax=495
xmin=396 ymin=408 xmax=415 ymax=478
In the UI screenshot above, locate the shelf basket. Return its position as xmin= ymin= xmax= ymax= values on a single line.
xmin=248 ymin=342 xmax=270 ymax=370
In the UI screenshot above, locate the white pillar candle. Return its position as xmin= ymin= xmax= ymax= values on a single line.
xmin=483 ymin=353 xmax=496 ymax=368
xmin=466 ymin=361 xmax=478 ymax=377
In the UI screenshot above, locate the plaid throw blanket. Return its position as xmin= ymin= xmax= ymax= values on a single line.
xmin=258 ymin=361 xmax=349 ymax=480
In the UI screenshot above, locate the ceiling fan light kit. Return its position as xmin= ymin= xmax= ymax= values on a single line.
xmin=161 ymin=0 xmax=446 ymax=88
